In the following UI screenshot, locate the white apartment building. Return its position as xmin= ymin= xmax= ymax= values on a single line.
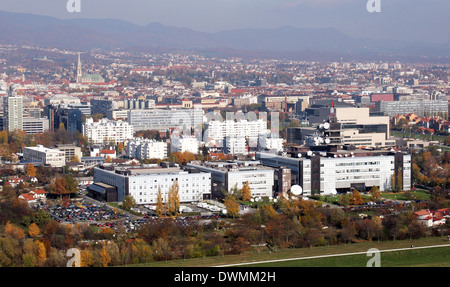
xmin=258 ymin=136 xmax=284 ymax=152
xmin=83 ymin=118 xmax=133 ymax=144
xmin=187 ymin=161 xmax=275 ymax=199
xmin=204 ymin=119 xmax=268 ymax=148
xmin=127 ymin=138 xmax=167 ymax=160
xmin=205 ymin=119 xmax=267 ymax=140
xmin=128 ymin=108 xmax=203 ymax=131
xmin=23 ymin=145 xmax=66 ymax=167
xmin=3 ymin=87 xmax=23 ymax=131
xmin=170 ymin=136 xmax=200 ymax=154
xmin=224 ymin=136 xmax=247 ymax=155
xmin=91 ymin=166 xmax=211 ymax=203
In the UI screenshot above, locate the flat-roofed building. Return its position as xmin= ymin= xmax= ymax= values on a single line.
xmin=187 ymin=160 xmax=275 ymax=199
xmin=23 ymin=145 xmax=66 ymax=167
xmin=91 ymin=165 xmax=211 ymax=203
xmin=256 ymin=148 xmax=411 ymax=196
xmin=23 ymin=117 xmax=49 ymax=134
xmin=55 ymin=144 xmax=82 ymax=162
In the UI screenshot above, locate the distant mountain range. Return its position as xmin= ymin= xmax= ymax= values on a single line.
xmin=0 ymin=10 xmax=448 ymax=61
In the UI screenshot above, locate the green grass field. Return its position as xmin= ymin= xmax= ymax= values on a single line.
xmin=124 ymin=237 xmax=450 ymax=267
xmin=243 ymin=246 xmax=450 ymax=267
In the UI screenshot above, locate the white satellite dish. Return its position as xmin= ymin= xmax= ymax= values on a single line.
xmin=325 ymin=138 xmax=331 ymax=144
xmin=323 ymin=122 xmax=330 ymax=130
xmin=297 ymin=153 xmax=302 ymax=158
xmin=291 ymin=185 xmax=303 ymax=196
xmin=307 ymin=151 xmax=313 ymax=156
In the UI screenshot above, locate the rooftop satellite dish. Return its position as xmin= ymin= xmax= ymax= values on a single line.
xmin=325 ymin=138 xmax=331 ymax=144
xmin=297 ymin=153 xmax=302 ymax=158
xmin=291 ymin=185 xmax=302 ymax=196
xmin=307 ymin=151 xmax=313 ymax=156
xmin=323 ymin=122 xmax=330 ymax=130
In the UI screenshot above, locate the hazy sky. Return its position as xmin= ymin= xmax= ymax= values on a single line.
xmin=0 ymin=0 xmax=448 ymax=44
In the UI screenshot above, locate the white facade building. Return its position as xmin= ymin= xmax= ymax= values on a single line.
xmin=187 ymin=161 xmax=275 ymax=199
xmin=92 ymin=166 xmax=211 ymax=204
xmin=128 ymin=108 xmax=203 ymax=131
xmin=256 ymin=150 xmax=411 ymax=196
xmin=258 ymin=136 xmax=284 ymax=152
xmin=170 ymin=136 xmax=200 ymax=154
xmin=224 ymin=136 xmax=247 ymax=155
xmin=83 ymin=118 xmax=133 ymax=144
xmin=23 ymin=145 xmax=66 ymax=167
xmin=3 ymin=87 xmax=23 ymax=131
xmin=127 ymin=138 xmax=168 ymax=160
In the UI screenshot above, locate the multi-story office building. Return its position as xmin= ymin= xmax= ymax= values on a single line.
xmin=47 ymin=105 xmax=83 ymax=133
xmin=23 ymin=145 xmax=66 ymax=167
xmin=256 ymin=148 xmax=411 ymax=196
xmin=302 ymin=106 xmax=395 ymax=147
xmin=89 ymin=165 xmax=211 ymax=203
xmin=187 ymin=160 xmax=275 ymax=199
xmin=55 ymin=144 xmax=82 ymax=162
xmin=90 ymin=99 xmax=118 ymax=116
xmin=3 ymin=86 xmax=23 ymax=131
xmin=83 ymin=118 xmax=133 ymax=144
xmin=127 ymin=108 xmax=203 ymax=132
xmin=106 ymin=110 xmax=129 ymax=120
xmin=22 ymin=117 xmax=49 ymax=134
xmin=127 ymin=138 xmax=167 ymax=160
xmin=123 ymin=99 xmax=155 ymax=110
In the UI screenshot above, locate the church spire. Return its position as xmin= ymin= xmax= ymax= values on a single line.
xmin=76 ymin=52 xmax=82 ymax=83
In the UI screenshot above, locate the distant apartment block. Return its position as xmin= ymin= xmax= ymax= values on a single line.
xmin=375 ymin=99 xmax=448 ymax=117
xmin=170 ymin=136 xmax=200 ymax=154
xmin=127 ymin=108 xmax=203 ymax=131
xmin=127 ymin=138 xmax=167 ymax=160
xmin=3 ymin=86 xmax=23 ymax=131
xmin=204 ymin=119 xmax=268 ymax=146
xmin=83 ymin=118 xmax=133 ymax=144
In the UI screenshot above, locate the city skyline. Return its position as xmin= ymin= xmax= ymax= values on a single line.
xmin=0 ymin=0 xmax=448 ymax=44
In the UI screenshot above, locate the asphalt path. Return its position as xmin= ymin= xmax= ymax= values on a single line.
xmin=213 ymin=243 xmax=450 ymax=267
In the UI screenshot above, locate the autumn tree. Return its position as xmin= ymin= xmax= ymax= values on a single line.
xmin=81 ymin=249 xmax=94 ymax=267
xmin=224 ymin=194 xmax=240 ymax=218
xmin=339 ymin=193 xmax=350 ymax=206
xmin=25 ymin=164 xmax=37 ymax=177
xmin=156 ymin=186 xmax=164 ymax=217
xmin=240 ymin=181 xmax=252 ymax=202
xmin=51 ymin=177 xmax=69 ymax=199
xmin=28 ymin=223 xmax=40 ymax=239
xmin=99 ymin=244 xmax=112 ymax=267
xmin=4 ymin=221 xmax=25 ymax=241
xmin=117 ymin=142 xmax=124 ymax=153
xmin=167 ymin=181 xmax=180 ymax=216
xmin=370 ymin=186 xmax=382 ymax=202
xmin=349 ymin=188 xmax=363 ymax=205
xmin=122 ymin=195 xmax=136 ymax=211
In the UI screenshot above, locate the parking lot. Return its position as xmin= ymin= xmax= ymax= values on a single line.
xmin=41 ymin=200 xmax=129 ymax=224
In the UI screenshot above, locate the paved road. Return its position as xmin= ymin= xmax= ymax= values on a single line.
xmin=213 ymin=243 xmax=450 ymax=267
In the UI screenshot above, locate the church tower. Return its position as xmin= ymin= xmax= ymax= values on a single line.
xmin=76 ymin=52 xmax=82 ymax=83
